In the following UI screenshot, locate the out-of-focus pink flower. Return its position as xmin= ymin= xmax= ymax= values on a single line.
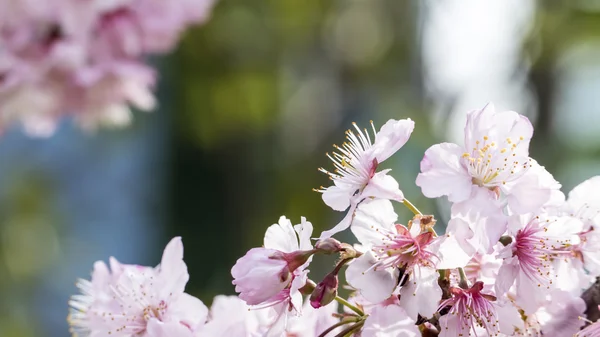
xmin=416 ymin=103 xmax=559 ymax=216
xmin=231 ymin=216 xmax=314 ymax=314
xmin=316 ymin=119 xmax=414 ymax=239
xmin=0 ymin=0 xmax=216 ymax=135
xmin=68 ymin=237 xmax=208 ymax=337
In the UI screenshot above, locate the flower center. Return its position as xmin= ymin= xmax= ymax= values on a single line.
xmin=317 ymin=122 xmax=378 ymax=188
xmin=371 ymin=225 xmax=435 ymax=273
xmin=462 ymin=135 xmax=531 ymax=187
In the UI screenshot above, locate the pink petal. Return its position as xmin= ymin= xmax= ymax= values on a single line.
xmin=437 ymin=218 xmax=475 ymax=269
xmin=416 ymin=143 xmax=472 ymax=203
xmin=362 ymin=170 xmax=404 ymax=202
xmin=321 ymin=183 xmax=354 ymax=212
xmin=146 ymin=318 xmax=194 ymax=337
xmin=494 ymin=257 xmax=518 ymax=297
xmin=350 ymin=199 xmax=397 ymax=246
xmin=398 ymin=266 xmax=441 ymax=320
xmin=264 ymin=216 xmax=299 ymax=252
xmin=373 ymin=118 xmax=415 ymax=163
xmin=345 ymin=252 xmax=398 ymax=304
xmin=361 ymin=304 xmax=420 ymax=337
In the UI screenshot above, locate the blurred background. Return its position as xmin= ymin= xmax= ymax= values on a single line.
xmin=1 ymin=0 xmax=600 ymax=336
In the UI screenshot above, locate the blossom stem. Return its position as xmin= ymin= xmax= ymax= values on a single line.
xmin=334 ymin=296 xmax=364 ymax=316
xmin=402 ymin=198 xmax=423 ymax=215
xmin=458 ymin=267 xmax=470 ymax=289
xmin=317 ymin=318 xmax=360 ymax=337
xmin=332 ymin=321 xmax=365 ymax=337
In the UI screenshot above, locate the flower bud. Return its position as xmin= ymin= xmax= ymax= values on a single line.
xmin=315 ymin=238 xmax=343 ymax=254
xmin=310 ymin=271 xmax=338 ymax=308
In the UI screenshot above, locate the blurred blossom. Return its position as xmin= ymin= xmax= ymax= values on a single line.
xmin=324 ymin=1 xmax=392 ymax=67
xmin=554 ymin=42 xmax=600 ymax=151
xmin=421 ymin=0 xmax=536 ymax=143
xmin=0 ymin=0 xmax=216 ymax=136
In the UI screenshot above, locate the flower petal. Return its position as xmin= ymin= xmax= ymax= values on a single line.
xmin=373 ymin=118 xmax=415 ymax=163
xmin=264 ymin=216 xmax=299 ymax=252
xmin=416 ymin=143 xmax=472 ymax=203
xmin=351 ymin=199 xmax=397 ymax=246
xmin=399 ymin=266 xmax=441 ymax=320
xmin=361 ymin=304 xmax=420 ymax=337
xmin=345 ymin=252 xmax=398 ymax=304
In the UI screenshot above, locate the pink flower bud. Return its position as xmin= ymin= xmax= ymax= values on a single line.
xmin=231 ymin=248 xmax=292 ymax=305
xmin=310 ymin=272 xmax=338 ymax=308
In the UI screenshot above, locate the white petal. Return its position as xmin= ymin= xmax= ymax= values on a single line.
xmin=294 ymin=217 xmax=314 ymax=251
xmin=264 ymin=216 xmax=299 ymax=252
xmin=318 ymin=203 xmax=356 ymax=239
xmin=362 ymin=170 xmax=404 ymax=202
xmin=416 ymin=143 xmax=472 ymax=203
xmin=437 ymin=218 xmax=476 ymax=269
xmin=321 ymin=183 xmax=354 ymax=212
xmin=351 ymin=199 xmax=397 ymax=246
xmin=373 ymin=118 xmax=415 ymax=163
xmin=399 ymin=266 xmax=441 ymax=320
xmin=494 ymin=257 xmax=518 ymax=297
xmin=361 ymin=304 xmax=420 ymax=337
xmin=345 ymin=252 xmax=398 ymax=304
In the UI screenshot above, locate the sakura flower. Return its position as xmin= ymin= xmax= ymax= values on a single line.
xmin=316 ymin=119 xmax=414 ymax=239
xmin=231 ymin=216 xmax=314 ymax=313
xmin=68 ymin=237 xmax=208 ymax=337
xmin=416 ymin=103 xmax=557 ymax=216
xmin=438 ymin=281 xmax=501 ymax=337
xmin=0 ymin=0 xmax=216 ymax=135
xmin=361 ymin=304 xmax=420 ymax=337
xmin=345 ymin=199 xmax=442 ymax=319
xmin=495 ymin=214 xmax=581 ymax=313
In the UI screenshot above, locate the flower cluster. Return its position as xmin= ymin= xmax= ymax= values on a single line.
xmin=0 ymin=0 xmax=215 ymax=135
xmin=69 ymin=103 xmax=600 ymax=336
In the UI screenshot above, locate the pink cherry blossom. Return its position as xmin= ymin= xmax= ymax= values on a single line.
xmin=345 ymin=199 xmax=442 ymax=319
xmin=316 ymin=119 xmax=414 ymax=239
xmin=495 ymin=214 xmax=581 ymax=313
xmin=232 ymin=216 xmax=314 ymax=313
xmin=438 ymin=281 xmax=500 ymax=337
xmin=416 ymin=103 xmax=559 ymax=216
xmin=0 ymin=0 xmax=215 ymax=135
xmin=361 ymin=304 xmax=420 ymax=337
xmin=68 ymin=237 xmax=208 ymax=337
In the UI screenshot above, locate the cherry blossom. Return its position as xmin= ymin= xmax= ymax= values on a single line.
xmin=316 ymin=119 xmax=414 ymax=239
xmin=416 ymin=103 xmax=558 ymax=216
xmin=438 ymin=281 xmax=502 ymax=337
xmin=345 ymin=199 xmax=443 ymax=319
xmin=68 ymin=237 xmax=207 ymax=337
xmin=231 ymin=216 xmax=314 ymax=313
xmin=0 ymin=0 xmax=216 ymax=135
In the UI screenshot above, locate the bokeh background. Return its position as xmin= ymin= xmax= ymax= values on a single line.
xmin=1 ymin=0 xmax=600 ymax=336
